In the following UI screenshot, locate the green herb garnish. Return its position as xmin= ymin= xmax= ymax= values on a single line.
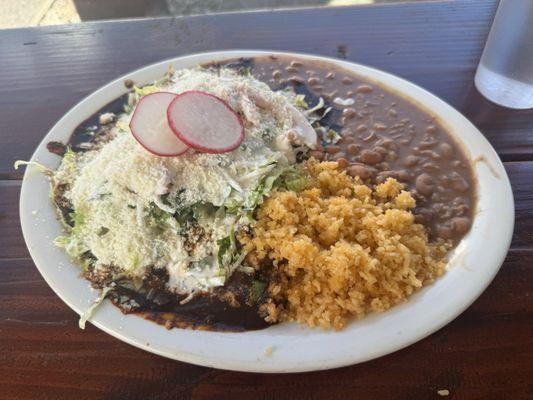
xmin=249 ymin=280 xmax=267 ymax=303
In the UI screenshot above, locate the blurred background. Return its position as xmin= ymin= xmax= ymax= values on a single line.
xmin=0 ymin=0 xmax=406 ymax=28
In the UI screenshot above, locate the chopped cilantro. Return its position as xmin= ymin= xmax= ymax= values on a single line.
xmin=249 ymin=280 xmax=267 ymax=303
xmin=147 ymin=202 xmax=171 ymax=230
xmin=216 ymin=236 xmax=232 ymax=268
xmin=161 ymin=188 xmax=186 ymax=208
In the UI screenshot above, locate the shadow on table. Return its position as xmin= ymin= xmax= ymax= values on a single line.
xmin=458 ymin=84 xmax=533 ymax=161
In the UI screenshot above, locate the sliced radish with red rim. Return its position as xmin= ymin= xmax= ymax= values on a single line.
xmin=129 ymin=92 xmax=189 ymax=157
xmin=167 ymin=90 xmax=244 ymax=154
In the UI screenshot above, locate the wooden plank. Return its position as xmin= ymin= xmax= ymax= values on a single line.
xmin=10 ymin=1 xmax=533 ymax=181
xmin=2 ymin=161 xmax=531 ymax=260
xmin=506 ymin=162 xmax=533 ymax=249
xmin=0 ymin=250 xmax=530 ymax=399
xmin=0 ymin=181 xmax=29 ymax=259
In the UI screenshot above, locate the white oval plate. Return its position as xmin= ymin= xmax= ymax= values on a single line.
xmin=20 ymin=50 xmax=514 ymax=373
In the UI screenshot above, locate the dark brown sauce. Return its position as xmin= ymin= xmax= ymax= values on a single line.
xmin=137 ymin=297 xmax=270 ymax=332
xmin=110 ymin=272 xmax=270 ymax=332
xmin=69 ymin=93 xmax=130 ymax=152
xmin=54 ymin=55 xmax=476 ymax=332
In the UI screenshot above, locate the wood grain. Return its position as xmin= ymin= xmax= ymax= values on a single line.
xmin=1 ymin=1 xmax=532 ymax=398
xmin=506 ymin=162 xmax=533 ymax=249
xmin=0 ymin=181 xmax=29 ymax=259
xmin=0 ymin=251 xmax=530 ymax=400
xmin=6 ymin=0 xmax=533 ymax=181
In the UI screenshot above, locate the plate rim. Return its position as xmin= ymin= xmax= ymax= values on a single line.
xmin=19 ymin=49 xmax=515 ymax=373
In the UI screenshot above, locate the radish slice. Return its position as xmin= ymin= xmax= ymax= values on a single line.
xmin=129 ymin=92 xmax=189 ymax=157
xmin=167 ymin=90 xmax=244 ymax=153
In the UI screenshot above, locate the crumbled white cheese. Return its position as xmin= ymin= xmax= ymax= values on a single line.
xmin=264 ymin=346 xmax=274 ymax=356
xmin=99 ymin=112 xmax=116 ymax=125
xmin=54 ymin=68 xmax=313 ymax=295
xmin=333 ymin=97 xmax=355 ymax=106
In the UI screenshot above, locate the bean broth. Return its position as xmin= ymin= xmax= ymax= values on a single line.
xmin=242 ymin=56 xmax=475 ymax=242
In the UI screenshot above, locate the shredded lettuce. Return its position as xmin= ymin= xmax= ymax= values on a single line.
xmin=133 ymin=85 xmax=159 ymax=98
xmin=294 ymin=94 xmax=308 ymax=109
xmin=154 ymin=65 xmax=174 ymax=86
xmin=53 ymin=207 xmax=90 ymax=259
xmin=224 ymin=197 xmax=242 ymax=214
xmin=304 ymin=97 xmax=331 ymax=125
xmin=146 ymin=202 xmax=172 ymax=230
xmin=192 ymin=203 xmax=215 ymax=223
xmin=78 ymin=286 xmax=112 ymax=329
xmin=116 ymin=120 xmax=129 ymax=132
xmin=245 ymin=173 xmax=277 ymax=210
xmin=278 ymin=167 xmax=309 ymax=192
xmin=222 ymin=163 xmax=309 ymax=220
xmin=71 ymin=208 xmax=85 ymax=226
xmin=304 ymin=97 xmax=325 ymax=115
xmin=244 ymin=166 xmax=308 ymax=211
xmin=216 ymin=225 xmax=237 ymax=269
xmin=53 ymin=147 xmax=80 ymax=181
xmin=52 ymin=233 xmax=87 ymax=258
xmin=14 ymin=160 xmax=51 ymax=174
xmin=62 ymin=147 xmax=75 ymax=163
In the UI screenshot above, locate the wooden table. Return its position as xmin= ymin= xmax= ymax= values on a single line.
xmin=1 ymin=1 xmax=531 ymax=398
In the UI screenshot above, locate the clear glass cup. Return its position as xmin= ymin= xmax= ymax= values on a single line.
xmin=475 ymin=0 xmax=533 ymax=109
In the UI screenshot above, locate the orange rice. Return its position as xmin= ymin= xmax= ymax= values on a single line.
xmin=240 ymin=160 xmax=449 ymax=330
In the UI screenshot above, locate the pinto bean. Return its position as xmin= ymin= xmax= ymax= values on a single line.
xmin=309 ymin=151 xmax=324 ymax=160
xmin=415 ymin=173 xmax=434 ymax=196
xmin=360 ymin=149 xmax=383 ymax=165
xmin=336 ymin=157 xmax=349 ymax=169
xmin=326 ymin=145 xmax=341 ymax=155
xmin=404 ymin=155 xmax=420 ymax=167
xmin=347 ymin=164 xmax=376 ymax=180
xmin=450 ymin=217 xmax=471 ymax=234
xmin=439 ymin=142 xmax=453 ymax=159
xmin=373 ymin=146 xmax=388 ymax=157
xmin=347 ymin=144 xmax=360 ymax=155
xmin=356 ymin=84 xmax=373 ymax=93
xmin=342 ymin=108 xmax=357 ymax=119
xmin=450 ymin=175 xmax=469 ymax=192
xmin=342 ymin=77 xmax=353 ymax=85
